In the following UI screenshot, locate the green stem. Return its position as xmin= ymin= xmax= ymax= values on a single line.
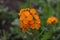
xmin=2 ymin=30 xmax=7 ymax=40
xmin=27 ymin=29 xmax=39 ymax=40
xmin=41 ymin=28 xmax=53 ymax=40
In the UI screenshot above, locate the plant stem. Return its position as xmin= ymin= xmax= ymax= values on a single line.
xmin=41 ymin=28 xmax=53 ymax=40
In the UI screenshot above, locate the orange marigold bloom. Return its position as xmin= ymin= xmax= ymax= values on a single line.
xmin=23 ymin=19 xmax=28 ymax=24
xmin=30 ymin=8 xmax=37 ymax=15
xmin=35 ymin=23 xmax=40 ymax=29
xmin=47 ymin=16 xmax=58 ymax=24
xmin=20 ymin=22 xmax=24 ymax=28
xmin=29 ymin=20 xmax=34 ymax=24
xmin=18 ymin=8 xmax=41 ymax=33
xmin=27 ymin=15 xmax=33 ymax=21
xmin=23 ymin=11 xmax=30 ymax=16
xmin=33 ymin=15 xmax=40 ymax=20
xmin=20 ymin=8 xmax=29 ymax=13
xmin=30 ymin=24 xmax=35 ymax=29
xmin=35 ymin=19 xmax=40 ymax=24
xmin=19 ymin=15 xmax=25 ymax=21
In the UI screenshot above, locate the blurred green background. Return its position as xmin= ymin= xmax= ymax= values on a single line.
xmin=0 ymin=0 xmax=60 ymax=40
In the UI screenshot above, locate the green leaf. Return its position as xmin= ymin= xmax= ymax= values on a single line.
xmin=57 ymin=1 xmax=60 ymax=19
xmin=41 ymin=28 xmax=53 ymax=40
xmin=18 ymin=0 xmax=30 ymax=9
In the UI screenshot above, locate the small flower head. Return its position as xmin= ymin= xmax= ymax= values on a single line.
xmin=47 ymin=16 xmax=58 ymax=24
xmin=18 ymin=8 xmax=40 ymax=33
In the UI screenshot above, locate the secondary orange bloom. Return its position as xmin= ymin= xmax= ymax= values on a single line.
xmin=47 ymin=16 xmax=58 ymax=24
xmin=18 ymin=8 xmax=40 ymax=33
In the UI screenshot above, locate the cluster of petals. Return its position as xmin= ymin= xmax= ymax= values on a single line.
xmin=18 ymin=8 xmax=41 ymax=33
xmin=47 ymin=16 xmax=58 ymax=24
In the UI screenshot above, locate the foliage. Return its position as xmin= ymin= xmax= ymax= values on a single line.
xmin=0 ymin=0 xmax=60 ymax=40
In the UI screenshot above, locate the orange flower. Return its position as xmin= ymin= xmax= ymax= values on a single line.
xmin=23 ymin=11 xmax=30 ymax=17
xmin=26 ymin=15 xmax=33 ymax=21
xmin=47 ymin=16 xmax=58 ymax=24
xmin=20 ymin=21 xmax=24 ymax=28
xmin=29 ymin=20 xmax=34 ymax=24
xmin=20 ymin=8 xmax=29 ymax=14
xmin=35 ymin=19 xmax=40 ymax=24
xmin=19 ymin=15 xmax=25 ymax=21
xmin=30 ymin=8 xmax=37 ymax=15
xmin=23 ymin=19 xmax=28 ymax=24
xmin=18 ymin=8 xmax=40 ymax=33
xmin=33 ymin=15 xmax=39 ymax=20
xmin=35 ymin=23 xmax=40 ymax=29
xmin=30 ymin=24 xmax=35 ymax=29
